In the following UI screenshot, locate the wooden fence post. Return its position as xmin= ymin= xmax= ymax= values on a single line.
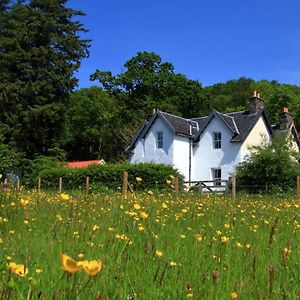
xmin=232 ymin=176 xmax=236 ymax=201
xmin=174 ymin=177 xmax=179 ymax=198
xmin=86 ymin=176 xmax=89 ymax=194
xmin=38 ymin=177 xmax=41 ymax=192
xmin=122 ymin=171 xmax=128 ymax=197
xmin=59 ymin=177 xmax=62 ymax=194
xmin=297 ymin=176 xmax=300 ymax=200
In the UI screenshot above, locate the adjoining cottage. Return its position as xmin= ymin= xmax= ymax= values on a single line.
xmin=127 ymin=91 xmax=299 ymax=182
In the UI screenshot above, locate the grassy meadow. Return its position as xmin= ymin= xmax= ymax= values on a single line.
xmin=1 ymin=187 xmax=300 ymax=299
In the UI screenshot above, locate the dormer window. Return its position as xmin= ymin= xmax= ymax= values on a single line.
xmin=213 ymin=132 xmax=221 ymax=149
xmin=156 ymin=131 xmax=163 ymax=149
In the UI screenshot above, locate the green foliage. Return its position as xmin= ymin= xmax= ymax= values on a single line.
xmin=63 ymin=86 xmax=120 ymax=161
xmin=236 ymin=133 xmax=300 ymax=191
xmin=0 ymin=134 xmax=23 ymax=169
xmin=34 ymin=163 xmax=183 ymax=191
xmin=0 ymin=0 xmax=90 ymax=157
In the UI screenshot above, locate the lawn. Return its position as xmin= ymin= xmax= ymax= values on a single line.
xmin=0 ymin=189 xmax=299 ymax=299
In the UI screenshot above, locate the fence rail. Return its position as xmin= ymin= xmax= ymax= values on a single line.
xmin=2 ymin=174 xmax=300 ymax=201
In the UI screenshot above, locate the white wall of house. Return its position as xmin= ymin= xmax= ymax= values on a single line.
xmin=173 ymin=135 xmax=191 ymax=180
xmin=192 ymin=117 xmax=242 ymax=181
xmin=240 ymin=116 xmax=271 ymax=160
xmin=129 ymin=114 xmax=273 ymax=182
xmin=129 ymin=117 xmax=174 ymax=165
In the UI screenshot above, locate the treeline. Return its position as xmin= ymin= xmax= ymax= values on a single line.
xmin=1 ymin=1 xmax=300 ymax=175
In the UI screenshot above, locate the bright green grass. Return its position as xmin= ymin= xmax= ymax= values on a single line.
xmin=0 ymin=190 xmax=300 ymax=299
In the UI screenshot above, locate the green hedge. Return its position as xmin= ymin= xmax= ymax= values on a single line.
xmin=35 ymin=163 xmax=183 ymax=191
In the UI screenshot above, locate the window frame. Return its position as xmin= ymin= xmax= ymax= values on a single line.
xmin=156 ymin=131 xmax=163 ymax=149
xmin=212 ymin=168 xmax=222 ymax=186
xmin=213 ymin=132 xmax=222 ymax=149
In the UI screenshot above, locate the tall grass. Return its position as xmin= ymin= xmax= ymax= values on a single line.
xmin=0 ymin=189 xmax=300 ymax=299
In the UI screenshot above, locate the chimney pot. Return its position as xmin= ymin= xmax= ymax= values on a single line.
xmin=257 ymin=92 xmax=260 ymax=98
xmin=253 ymin=90 xmax=257 ymax=97
xmin=283 ymin=107 xmax=289 ymax=113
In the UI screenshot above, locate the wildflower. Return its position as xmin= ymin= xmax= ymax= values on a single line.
xmin=147 ymin=190 xmax=153 ymax=195
xmin=135 ymin=177 xmax=142 ymax=182
xmin=134 ymin=203 xmax=141 ymax=210
xmin=138 ymin=225 xmax=144 ymax=232
xmin=78 ymin=253 xmax=85 ymax=259
xmin=56 ymin=214 xmax=63 ymax=221
xmin=60 ymin=254 xmax=82 ymax=273
xmin=231 ymin=292 xmax=238 ymax=299
xmin=35 ymin=269 xmax=43 ymax=274
xmin=166 ymin=179 xmax=172 ymax=184
xmin=216 ymin=230 xmax=222 ymax=235
xmin=235 ymin=242 xmax=243 ymax=248
xmin=195 ymin=234 xmax=203 ymax=241
xmin=169 ymin=261 xmax=177 ymax=267
xmin=221 ymin=236 xmax=230 ymax=243
xmin=9 ymin=262 xmax=28 ymax=277
xmin=187 ymin=292 xmax=193 ymax=298
xmin=140 ymin=211 xmax=149 ymax=219
xmin=60 ymin=193 xmax=70 ymax=201
xmin=224 ymin=223 xmax=230 ymax=229
xmin=155 ymin=250 xmax=163 ymax=257
xmin=93 ymin=224 xmax=99 ymax=231
xmin=20 ymin=198 xmax=29 ymax=206
xmin=283 ymin=248 xmax=291 ymax=255
xmin=162 ymin=202 xmax=168 ymax=209
xmin=78 ymin=260 xmax=102 ymax=276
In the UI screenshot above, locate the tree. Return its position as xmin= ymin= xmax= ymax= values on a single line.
xmin=236 ymin=133 xmax=299 ymax=191
xmin=90 ymin=51 xmax=208 ymax=122
xmin=0 ymin=0 xmax=90 ymax=157
xmin=63 ymin=87 xmax=121 ymax=161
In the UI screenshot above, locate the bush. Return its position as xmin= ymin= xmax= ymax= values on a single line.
xmin=29 ymin=163 xmax=183 ymax=192
xmin=236 ymin=133 xmax=300 ymax=192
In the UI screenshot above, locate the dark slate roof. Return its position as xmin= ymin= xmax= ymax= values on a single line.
xmin=126 ymin=108 xmax=273 ymax=151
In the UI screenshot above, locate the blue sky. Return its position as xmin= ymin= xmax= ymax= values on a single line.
xmin=68 ymin=0 xmax=300 ymax=89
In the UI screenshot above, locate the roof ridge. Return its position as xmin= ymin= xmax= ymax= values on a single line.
xmin=160 ymin=111 xmax=189 ymax=122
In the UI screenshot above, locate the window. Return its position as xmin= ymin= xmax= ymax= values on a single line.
xmin=213 ymin=132 xmax=221 ymax=149
xmin=212 ymin=168 xmax=221 ymax=186
xmin=156 ymin=131 xmax=163 ymax=149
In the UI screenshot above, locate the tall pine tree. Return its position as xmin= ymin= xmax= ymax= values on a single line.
xmin=0 ymin=0 xmax=90 ymax=157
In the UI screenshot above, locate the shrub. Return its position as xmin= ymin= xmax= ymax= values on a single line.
xmin=30 ymin=163 xmax=183 ymax=191
xmin=236 ymin=133 xmax=300 ymax=192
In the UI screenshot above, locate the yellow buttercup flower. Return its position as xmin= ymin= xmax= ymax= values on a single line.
xmin=134 ymin=203 xmax=141 ymax=210
xmin=155 ymin=250 xmax=163 ymax=257
xmin=140 ymin=211 xmax=148 ymax=219
xmin=60 ymin=193 xmax=70 ymax=201
xmin=78 ymin=260 xmax=102 ymax=276
xmin=20 ymin=198 xmax=29 ymax=206
xmin=162 ymin=202 xmax=168 ymax=209
xmin=60 ymin=254 xmax=82 ymax=273
xmin=135 ymin=177 xmax=142 ymax=182
xmin=9 ymin=262 xmax=28 ymax=277
xmin=231 ymin=292 xmax=238 ymax=299
xmin=221 ymin=236 xmax=230 ymax=243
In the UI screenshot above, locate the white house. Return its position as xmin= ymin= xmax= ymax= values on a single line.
xmin=127 ymin=92 xmax=299 ymax=182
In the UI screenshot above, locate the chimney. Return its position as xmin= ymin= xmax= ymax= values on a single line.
xmin=249 ymin=90 xmax=264 ymax=114
xmin=279 ymin=107 xmax=294 ymax=130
